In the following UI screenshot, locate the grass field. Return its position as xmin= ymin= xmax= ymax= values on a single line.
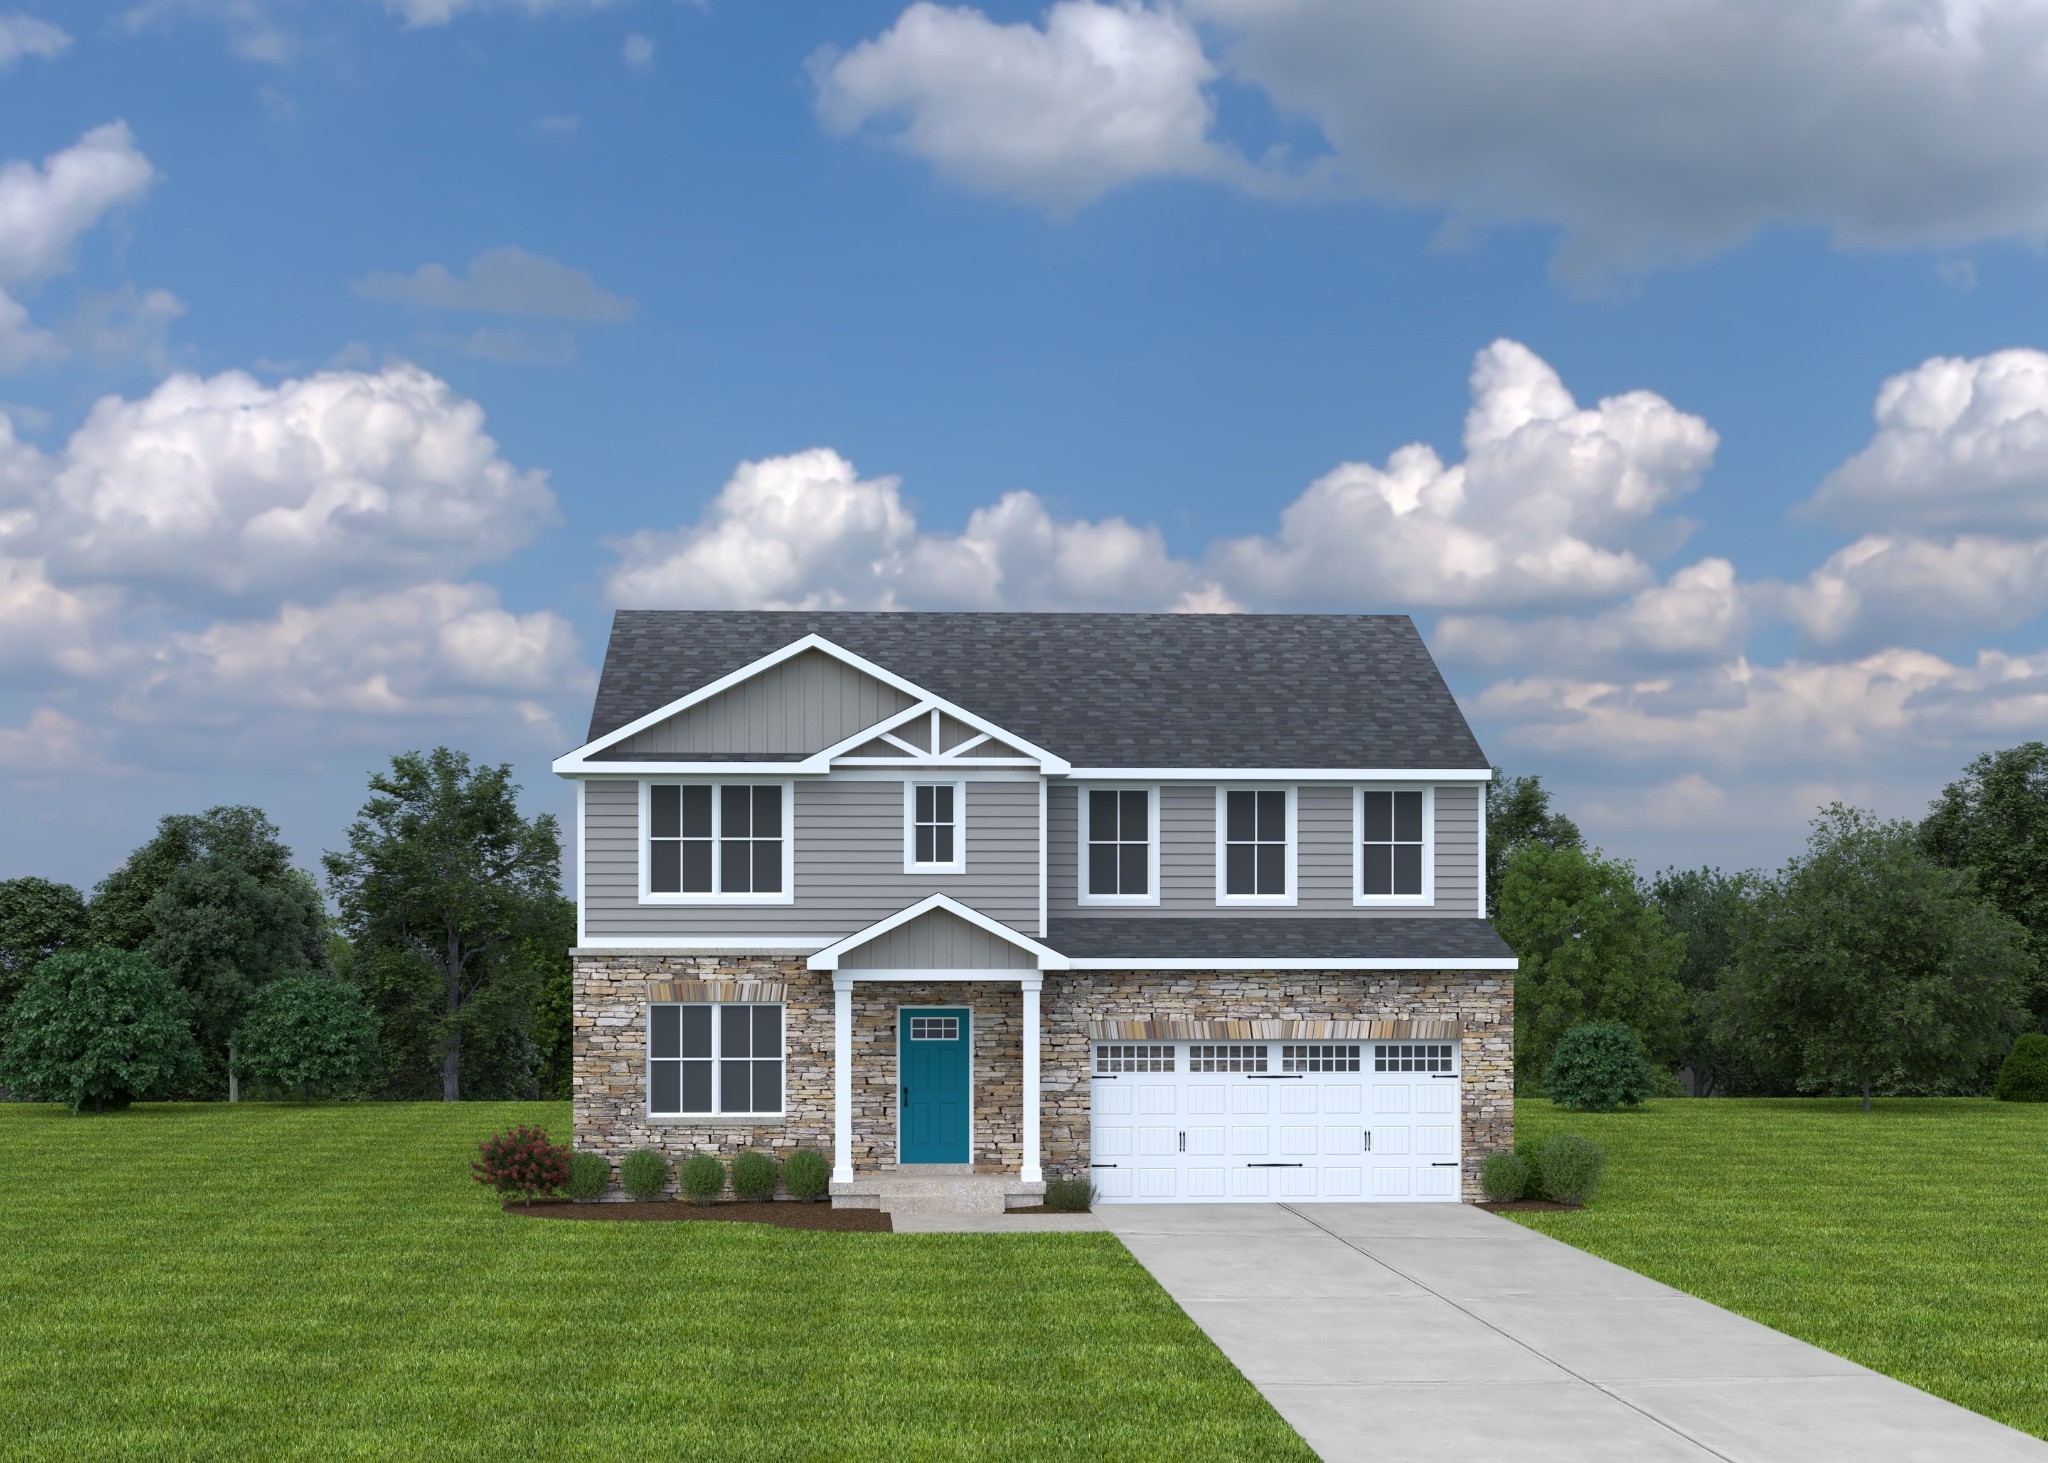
xmin=1513 ymin=1097 xmax=2048 ymax=1440
xmin=0 ymin=1102 xmax=1310 ymax=1461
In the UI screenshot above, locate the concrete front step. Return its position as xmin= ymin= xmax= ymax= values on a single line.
xmin=832 ymin=1171 xmax=1046 ymax=1216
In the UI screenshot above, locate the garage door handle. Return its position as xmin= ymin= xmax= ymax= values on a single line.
xmin=1090 ymin=1163 xmax=1118 ymax=1169
xmin=1430 ymin=1162 xmax=1459 ymax=1167
xmin=1245 ymin=1163 xmax=1303 ymax=1168
xmin=1431 ymin=1073 xmax=1458 ymax=1079
xmin=1248 ymin=1074 xmax=1302 ymax=1080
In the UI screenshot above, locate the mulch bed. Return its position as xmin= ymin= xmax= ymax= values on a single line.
xmin=1478 ymin=1199 xmax=1584 ymax=1212
xmin=504 ymin=1199 xmax=892 ymax=1232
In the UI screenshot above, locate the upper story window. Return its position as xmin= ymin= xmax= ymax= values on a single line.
xmin=1080 ymin=787 xmax=1158 ymax=905
xmin=1217 ymin=787 xmax=1295 ymax=904
xmin=904 ymin=781 xmax=966 ymax=874
xmin=649 ymin=1002 xmax=784 ymax=1116
xmin=1355 ymin=786 xmax=1433 ymax=905
xmin=643 ymin=782 xmax=792 ymax=903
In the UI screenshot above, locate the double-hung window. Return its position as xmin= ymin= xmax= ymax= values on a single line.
xmin=644 ymin=782 xmax=791 ymax=901
xmin=1080 ymin=787 xmax=1157 ymax=904
xmin=648 ymin=1002 xmax=784 ymax=1117
xmin=1356 ymin=786 xmax=1433 ymax=904
xmin=1217 ymin=787 xmax=1295 ymax=903
xmin=904 ymin=781 xmax=966 ymax=874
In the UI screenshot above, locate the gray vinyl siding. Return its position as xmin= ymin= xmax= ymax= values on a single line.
xmin=583 ymin=777 xmax=1039 ymax=939
xmin=1048 ymin=781 xmax=1480 ymax=918
xmin=609 ymin=649 xmax=914 ymax=757
xmin=841 ymin=909 xmax=1036 ymax=969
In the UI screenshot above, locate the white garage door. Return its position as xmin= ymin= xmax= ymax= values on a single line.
xmin=1089 ymin=1039 xmax=1462 ymax=1203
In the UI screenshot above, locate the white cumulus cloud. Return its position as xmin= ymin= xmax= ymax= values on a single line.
xmin=815 ymin=0 xmax=1266 ymax=214
xmin=0 ymin=14 xmax=69 ymax=67
xmin=37 ymin=364 xmax=559 ymax=602
xmin=0 ymin=122 xmax=155 ymax=287
xmin=1207 ymin=340 xmax=1718 ymax=610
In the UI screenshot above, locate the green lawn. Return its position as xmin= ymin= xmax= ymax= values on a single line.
xmin=0 ymin=1103 xmax=1310 ymax=1461
xmin=1513 ymin=1097 xmax=2048 ymax=1439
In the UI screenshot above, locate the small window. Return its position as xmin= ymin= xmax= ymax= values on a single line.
xmin=1189 ymin=1044 xmax=1268 ymax=1073
xmin=1360 ymin=788 xmax=1428 ymax=900
xmin=909 ymin=1015 xmax=960 ymax=1041
xmin=1081 ymin=787 xmax=1156 ymax=903
xmin=1374 ymin=1042 xmax=1454 ymax=1074
xmin=1283 ymin=1044 xmax=1361 ymax=1073
xmin=1096 ymin=1044 xmax=1175 ymax=1074
xmin=646 ymin=783 xmax=786 ymax=898
xmin=1222 ymin=789 xmax=1289 ymax=899
xmin=906 ymin=782 xmax=965 ymax=873
xmin=650 ymin=1002 xmax=784 ymax=1115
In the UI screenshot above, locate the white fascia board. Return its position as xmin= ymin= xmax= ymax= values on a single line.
xmin=808 ymin=892 xmax=1069 ymax=971
xmin=836 ymin=968 xmax=1045 ymax=986
xmin=1060 ymin=957 xmax=1517 ymax=971
xmin=556 ymin=762 xmax=815 ymax=777
xmin=1058 ymin=767 xmax=1494 ymax=781
xmin=554 ymin=632 xmax=1071 ymax=776
xmin=572 ymin=938 xmax=830 ymax=954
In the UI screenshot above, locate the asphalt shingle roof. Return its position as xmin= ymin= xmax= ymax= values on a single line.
xmin=1046 ymin=916 xmax=1513 ymax=962
xmin=586 ymin=612 xmax=1487 ymax=769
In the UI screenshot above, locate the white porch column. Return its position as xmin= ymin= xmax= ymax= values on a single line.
xmin=832 ymin=975 xmax=855 ymax=1185
xmin=1020 ymin=972 xmax=1043 ymax=1184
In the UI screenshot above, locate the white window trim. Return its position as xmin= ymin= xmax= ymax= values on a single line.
xmin=1076 ymin=784 xmax=1162 ymax=907
xmin=1214 ymin=785 xmax=1299 ymax=906
xmin=646 ymin=1000 xmax=788 ymax=1121
xmin=1353 ymin=784 xmax=1436 ymax=907
xmin=638 ymin=779 xmax=796 ymax=905
xmin=902 ymin=779 xmax=968 ymax=875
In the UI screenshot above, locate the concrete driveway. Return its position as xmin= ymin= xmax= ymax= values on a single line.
xmin=1099 ymin=1203 xmax=2048 ymax=1463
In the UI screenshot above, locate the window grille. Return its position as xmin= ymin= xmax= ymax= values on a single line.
xmin=1361 ymin=789 xmax=1426 ymax=897
xmin=1086 ymin=789 xmax=1151 ymax=896
xmin=909 ymin=1015 xmax=960 ymax=1041
xmin=912 ymin=784 xmax=957 ymax=867
xmin=1224 ymin=790 xmax=1288 ymax=896
xmin=649 ymin=1002 xmax=784 ymax=1114
xmin=1282 ymin=1043 xmax=1361 ymax=1072
xmin=1095 ymin=1044 xmax=1174 ymax=1074
xmin=1189 ymin=1044 xmax=1268 ymax=1073
xmin=1374 ymin=1042 xmax=1454 ymax=1074
xmin=648 ymin=784 xmax=783 ymax=895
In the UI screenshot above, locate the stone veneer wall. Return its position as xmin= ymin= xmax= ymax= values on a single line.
xmin=575 ymin=956 xmax=1510 ymax=1201
xmin=1040 ymin=969 xmax=1512 ymax=1201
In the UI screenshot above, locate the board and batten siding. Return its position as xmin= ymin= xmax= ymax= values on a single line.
xmin=841 ymin=909 xmax=1036 ymax=969
xmin=1047 ymin=782 xmax=1479 ymax=917
xmin=607 ymin=649 xmax=915 ymax=758
xmin=583 ymin=777 xmax=1039 ymax=939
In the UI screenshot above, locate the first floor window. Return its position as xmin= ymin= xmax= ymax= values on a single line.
xmin=647 ymin=783 xmax=784 ymax=895
xmin=649 ymin=1002 xmax=784 ymax=1114
xmin=1360 ymin=789 xmax=1426 ymax=897
xmin=1223 ymin=789 xmax=1289 ymax=897
xmin=1086 ymin=788 xmax=1152 ymax=898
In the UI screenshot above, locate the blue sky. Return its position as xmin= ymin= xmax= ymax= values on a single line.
xmin=6 ymin=0 xmax=2048 ymax=890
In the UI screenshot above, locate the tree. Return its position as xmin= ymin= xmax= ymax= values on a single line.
xmin=0 ymin=877 xmax=90 ymax=1023
xmin=0 ymin=949 xmax=201 ymax=1113
xmin=324 ymin=748 xmax=563 ymax=1102
xmin=1485 ymin=769 xmax=1583 ymax=919
xmin=1921 ymin=743 xmax=2048 ymax=1025
xmin=1648 ymin=866 xmax=1790 ymax=1097
xmin=233 ymin=977 xmax=381 ymax=1102
xmin=525 ymin=894 xmax=577 ymax=1101
xmin=1722 ymin=805 xmax=2032 ymax=1111
xmin=1495 ymin=841 xmax=1685 ymax=1087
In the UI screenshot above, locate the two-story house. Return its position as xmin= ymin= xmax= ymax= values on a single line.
xmin=556 ymin=612 xmax=1515 ymax=1206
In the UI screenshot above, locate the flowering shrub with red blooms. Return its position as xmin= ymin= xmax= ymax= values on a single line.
xmin=472 ymin=1125 xmax=571 ymax=1205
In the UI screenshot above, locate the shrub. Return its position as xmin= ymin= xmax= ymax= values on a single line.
xmin=783 ymin=1148 xmax=831 ymax=1201
xmin=565 ymin=1150 xmax=611 ymax=1201
xmin=1995 ymin=1033 xmax=2048 ymax=1102
xmin=679 ymin=1153 xmax=726 ymax=1205
xmin=620 ymin=1148 xmax=669 ymax=1200
xmin=1544 ymin=1021 xmax=1656 ymax=1113
xmin=731 ymin=1150 xmax=778 ymax=1202
xmin=1480 ymin=1150 xmax=1530 ymax=1202
xmin=1044 ymin=1177 xmax=1095 ymax=1212
xmin=1514 ymin=1138 xmax=1548 ymax=1200
xmin=472 ymin=1125 xmax=570 ymax=1205
xmin=231 ymin=977 xmax=380 ymax=1103
xmin=0 ymin=948 xmax=200 ymax=1113
xmin=1539 ymin=1134 xmax=1605 ymax=1206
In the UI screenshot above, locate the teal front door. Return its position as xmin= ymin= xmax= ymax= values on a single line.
xmin=900 ymin=1008 xmax=970 ymax=1164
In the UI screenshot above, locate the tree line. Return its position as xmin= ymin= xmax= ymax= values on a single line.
xmin=0 ymin=748 xmax=572 ymax=1107
xmin=1491 ymin=743 xmax=2048 ymax=1108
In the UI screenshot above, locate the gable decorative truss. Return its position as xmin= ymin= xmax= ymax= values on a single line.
xmin=553 ymin=633 xmax=1070 ymax=776
xmin=808 ymin=893 xmax=1069 ymax=972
